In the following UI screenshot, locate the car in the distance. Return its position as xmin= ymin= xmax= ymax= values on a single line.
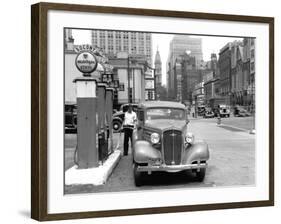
xmin=65 ymin=103 xmax=77 ymax=133
xmin=197 ymin=105 xmax=206 ymax=116
xmin=234 ymin=106 xmax=251 ymax=117
xmin=218 ymin=104 xmax=230 ymax=117
xmin=203 ymin=108 xmax=215 ymax=118
xmin=132 ymin=101 xmax=210 ymax=186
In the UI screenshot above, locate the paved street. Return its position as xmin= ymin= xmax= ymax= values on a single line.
xmin=65 ymin=116 xmax=255 ymax=194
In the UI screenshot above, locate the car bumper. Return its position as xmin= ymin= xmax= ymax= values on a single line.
xmin=136 ymin=162 xmax=207 ymax=172
xmin=220 ymin=113 xmax=230 ymax=116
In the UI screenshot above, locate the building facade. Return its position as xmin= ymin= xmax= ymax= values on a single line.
xmin=203 ymin=70 xmax=221 ymax=108
xmin=230 ymin=38 xmax=255 ymax=108
xmin=218 ymin=42 xmax=234 ymax=106
xmin=109 ymin=53 xmax=147 ymax=107
xmin=64 ymin=35 xmax=147 ymax=108
xmin=166 ymin=35 xmax=203 ymax=99
xmin=180 ymin=53 xmax=202 ymax=104
xmin=193 ymin=82 xmax=205 ymax=106
xmin=91 ymin=30 xmax=153 ymax=65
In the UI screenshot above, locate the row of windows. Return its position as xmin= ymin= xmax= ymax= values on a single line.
xmin=92 ymin=31 xmax=151 ymax=36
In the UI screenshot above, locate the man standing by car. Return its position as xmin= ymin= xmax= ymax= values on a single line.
xmin=123 ymin=104 xmax=137 ymax=156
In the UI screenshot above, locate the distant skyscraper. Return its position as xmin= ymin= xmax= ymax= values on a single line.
xmin=154 ymin=47 xmax=162 ymax=86
xmin=166 ymin=35 xmax=203 ymax=99
xmin=91 ymin=30 xmax=153 ymax=65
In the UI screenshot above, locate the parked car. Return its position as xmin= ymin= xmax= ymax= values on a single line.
xmin=218 ymin=104 xmax=230 ymax=117
xmin=203 ymin=108 xmax=215 ymax=118
xmin=112 ymin=103 xmax=138 ymax=132
xmin=65 ymin=103 xmax=77 ymax=133
xmin=233 ymin=106 xmax=251 ymax=117
xmin=132 ymin=101 xmax=210 ymax=186
xmin=212 ymin=107 xmax=220 ymax=117
xmin=197 ymin=105 xmax=206 ymax=116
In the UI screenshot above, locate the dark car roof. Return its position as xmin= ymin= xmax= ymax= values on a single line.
xmin=121 ymin=103 xmax=138 ymax=107
xmin=139 ymin=101 xmax=186 ymax=109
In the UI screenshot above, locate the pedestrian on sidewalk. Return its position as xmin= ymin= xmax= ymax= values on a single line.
xmin=122 ymin=104 xmax=137 ymax=156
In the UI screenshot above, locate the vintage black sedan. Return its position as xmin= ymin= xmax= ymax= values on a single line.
xmin=234 ymin=106 xmax=251 ymax=117
xmin=203 ymin=108 xmax=215 ymax=118
xmin=132 ymin=101 xmax=210 ymax=186
xmin=65 ymin=103 xmax=77 ymax=133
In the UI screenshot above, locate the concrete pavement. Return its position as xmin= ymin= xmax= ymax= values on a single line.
xmin=64 ymin=133 xmax=122 ymax=187
xmin=65 ymin=117 xmax=255 ymax=194
xmin=188 ymin=119 xmax=255 ymax=187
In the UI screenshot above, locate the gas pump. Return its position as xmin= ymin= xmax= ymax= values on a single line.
xmin=105 ymin=87 xmax=114 ymax=154
xmin=73 ymin=47 xmax=99 ymax=169
xmin=97 ymin=83 xmax=107 ymax=162
xmin=73 ymin=77 xmax=98 ymax=168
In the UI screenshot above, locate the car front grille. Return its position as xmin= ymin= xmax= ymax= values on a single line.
xmin=143 ymin=129 xmax=153 ymax=142
xmin=163 ymin=130 xmax=182 ymax=165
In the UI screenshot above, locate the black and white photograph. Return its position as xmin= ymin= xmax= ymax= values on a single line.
xmin=29 ymin=2 xmax=274 ymax=221
xmin=64 ymin=28 xmax=256 ymax=194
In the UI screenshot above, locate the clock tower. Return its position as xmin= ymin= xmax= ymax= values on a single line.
xmin=154 ymin=47 xmax=162 ymax=87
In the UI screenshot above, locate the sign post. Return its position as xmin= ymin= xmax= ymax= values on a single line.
xmin=97 ymin=83 xmax=107 ymax=163
xmin=105 ymin=87 xmax=114 ymax=154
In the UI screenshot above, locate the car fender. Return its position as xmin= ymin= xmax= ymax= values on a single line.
xmin=133 ymin=140 xmax=161 ymax=164
xmin=182 ymin=141 xmax=210 ymax=164
xmin=112 ymin=116 xmax=123 ymax=123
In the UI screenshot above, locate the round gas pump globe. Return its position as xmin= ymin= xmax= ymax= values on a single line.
xmin=75 ymin=51 xmax=98 ymax=74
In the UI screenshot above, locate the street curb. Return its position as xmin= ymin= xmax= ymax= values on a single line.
xmin=101 ymin=150 xmax=122 ymax=184
xmin=217 ymin=123 xmax=255 ymax=134
xmin=65 ymin=150 xmax=121 ymax=186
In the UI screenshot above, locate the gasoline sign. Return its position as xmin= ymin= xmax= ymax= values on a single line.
xmin=75 ymin=51 xmax=98 ymax=74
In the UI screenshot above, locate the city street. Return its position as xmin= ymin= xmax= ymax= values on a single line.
xmin=65 ymin=116 xmax=255 ymax=194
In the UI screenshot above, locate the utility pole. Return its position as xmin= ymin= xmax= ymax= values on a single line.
xmin=127 ymin=56 xmax=132 ymax=103
xmin=154 ymin=69 xmax=157 ymax=100
xmin=250 ymin=74 xmax=255 ymax=134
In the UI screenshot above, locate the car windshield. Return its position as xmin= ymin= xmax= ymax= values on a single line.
xmin=146 ymin=108 xmax=185 ymax=120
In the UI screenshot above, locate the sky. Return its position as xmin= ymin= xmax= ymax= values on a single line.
xmin=72 ymin=29 xmax=242 ymax=85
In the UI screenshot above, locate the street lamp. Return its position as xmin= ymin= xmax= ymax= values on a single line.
xmin=250 ymin=74 xmax=255 ymax=134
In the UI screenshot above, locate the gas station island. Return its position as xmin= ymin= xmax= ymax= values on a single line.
xmin=65 ymin=45 xmax=121 ymax=186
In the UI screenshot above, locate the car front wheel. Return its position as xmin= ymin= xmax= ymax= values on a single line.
xmin=133 ymin=163 xmax=143 ymax=187
xmin=195 ymin=168 xmax=206 ymax=182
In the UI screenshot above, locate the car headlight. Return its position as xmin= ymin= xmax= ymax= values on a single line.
xmin=185 ymin=132 xmax=194 ymax=145
xmin=151 ymin=133 xmax=160 ymax=144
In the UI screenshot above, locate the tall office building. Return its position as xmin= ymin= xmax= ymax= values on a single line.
xmin=166 ymin=35 xmax=203 ymax=99
xmin=91 ymin=30 xmax=153 ymax=65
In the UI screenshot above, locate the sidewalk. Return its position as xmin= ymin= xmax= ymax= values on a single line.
xmin=65 ymin=133 xmax=123 ymax=186
xmin=188 ymin=116 xmax=255 ymax=134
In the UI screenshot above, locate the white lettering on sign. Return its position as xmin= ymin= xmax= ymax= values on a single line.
xmin=75 ymin=52 xmax=98 ymax=74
